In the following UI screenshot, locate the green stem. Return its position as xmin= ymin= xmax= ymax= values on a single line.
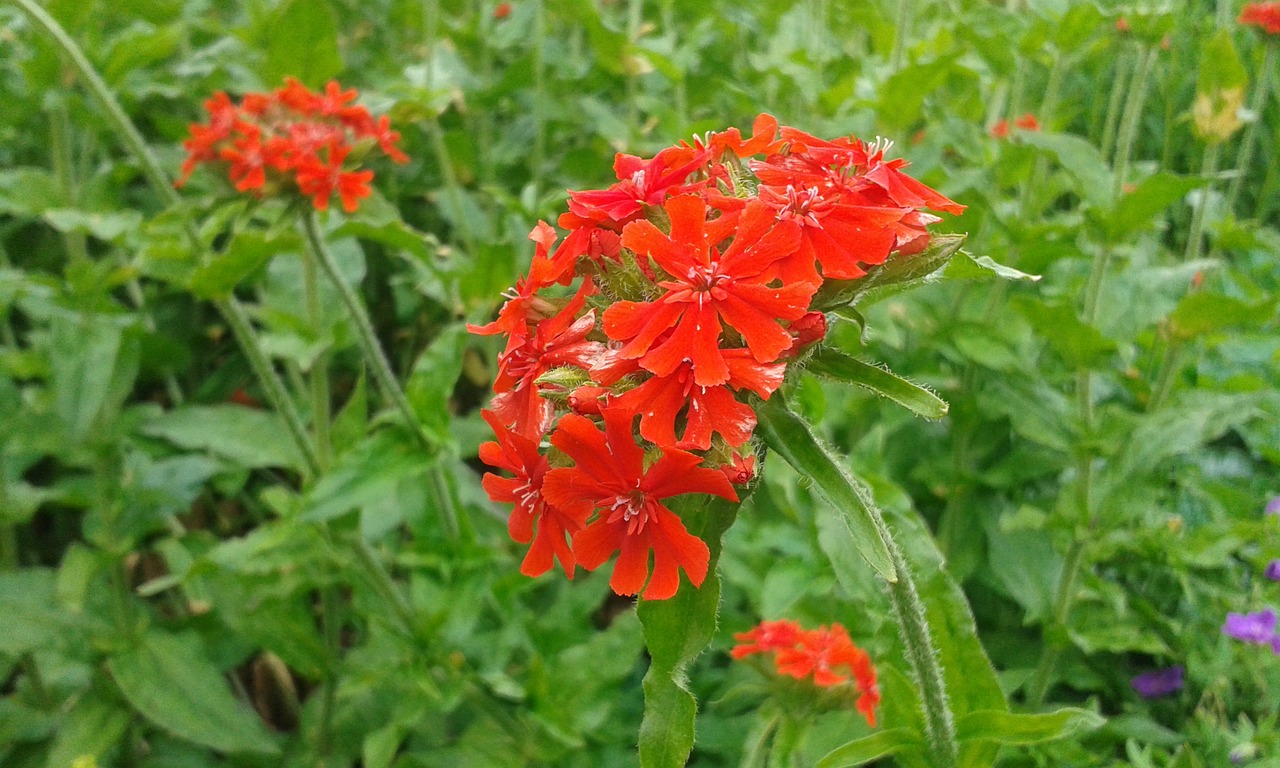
xmin=49 ymin=101 xmax=90 ymax=266
xmin=1113 ymin=46 xmax=1155 ymax=197
xmin=875 ymin=508 xmax=957 ymax=768
xmin=301 ymin=213 xmax=428 ymax=451
xmin=1227 ymin=43 xmax=1277 ymax=212
xmin=1183 ymin=143 xmax=1219 ymax=264
xmin=426 ymin=117 xmax=480 ymax=259
xmin=317 ymin=584 xmax=341 ymax=761
xmin=532 ymin=0 xmax=547 ymax=186
xmin=1025 ymin=53 xmax=1155 ymax=697
xmin=351 ymin=537 xmax=418 ymax=638
xmin=890 ymin=0 xmax=915 ymax=72
xmin=1100 ymin=48 xmax=1132 ymax=160
xmin=219 ymin=295 xmax=322 ymax=476
xmin=300 ymin=219 xmax=333 ymax=469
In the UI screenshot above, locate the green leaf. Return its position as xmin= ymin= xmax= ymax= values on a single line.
xmin=636 ymin=495 xmax=741 ymax=768
xmin=1011 ymin=298 xmax=1116 ymax=369
xmin=50 ymin=311 xmax=139 ymax=444
xmin=807 ymin=349 xmax=949 ymax=420
xmin=262 ymin=0 xmax=343 ymax=88
xmin=189 ymin=231 xmax=296 ymax=300
xmin=45 ymin=685 xmax=132 ymax=768
xmin=955 ymin=708 xmax=1104 ymax=746
xmin=1168 ymin=291 xmax=1277 ymax=339
xmin=943 ymin=252 xmax=1041 ymax=283
xmin=0 ymin=569 xmax=83 ymax=654
xmin=109 ymin=631 xmax=279 ymax=754
xmin=1018 ymin=132 xmax=1115 ymax=209
xmin=1101 ymin=173 xmax=1205 ymax=240
xmin=302 ymin=428 xmax=428 ymax=525
xmin=406 ymin=324 xmax=467 ymax=443
xmin=43 ymin=208 xmax=143 ymax=243
xmin=140 ymin=404 xmax=306 ymax=471
xmin=756 ymin=396 xmax=896 ymax=582
xmin=816 ymin=728 xmax=922 ymax=767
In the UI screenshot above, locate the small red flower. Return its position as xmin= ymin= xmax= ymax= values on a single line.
xmin=1240 ymin=2 xmax=1280 ymax=33
xmin=567 ymin=146 xmax=712 ymax=225
xmin=604 ymin=196 xmax=810 ymax=386
xmin=542 ymin=409 xmax=738 ymax=600
xmin=479 ymin=410 xmax=587 ymax=578
xmin=494 ymin=1 xmax=513 ymax=18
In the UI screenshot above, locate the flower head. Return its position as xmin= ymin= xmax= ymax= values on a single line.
xmin=1266 ymin=496 xmax=1280 ymax=516
xmin=1130 ymin=666 xmax=1183 ymax=699
xmin=1265 ymin=560 xmax=1280 ymax=582
xmin=178 ymin=79 xmax=407 ymax=212
xmin=470 ymin=115 xmax=961 ymax=599
xmin=732 ymin=619 xmax=880 ymax=726
xmin=1222 ymin=608 xmax=1278 ymax=645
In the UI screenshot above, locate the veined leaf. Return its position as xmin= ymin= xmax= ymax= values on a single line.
xmin=807 ymin=349 xmax=949 ymax=420
xmin=817 ymin=728 xmax=922 ymax=767
xmin=944 ymin=252 xmax=1040 ymax=283
xmin=756 ymin=396 xmax=896 ymax=582
xmin=109 ymin=631 xmax=279 ymax=754
xmin=956 ymin=708 xmax=1104 ymax=746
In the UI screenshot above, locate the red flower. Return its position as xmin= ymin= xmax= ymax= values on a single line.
xmin=1240 ymin=2 xmax=1280 ymax=33
xmin=733 ymin=620 xmax=880 ymax=727
xmin=604 ymin=195 xmax=810 ymax=387
xmin=494 ymin=1 xmax=513 ymax=18
xmin=489 ymin=279 xmax=602 ymax=438
xmin=757 ymin=184 xmax=904 ymax=283
xmin=567 ymin=146 xmax=712 ymax=224
xmin=542 ymin=409 xmax=738 ymax=599
xmin=990 ymin=114 xmax=1040 ymax=139
xmin=708 ymin=113 xmax=784 ymax=158
xmin=295 ymin=142 xmax=374 ymax=212
xmin=479 ymin=410 xmax=587 ymax=578
xmin=1014 ymin=114 xmax=1041 ymax=132
xmin=599 ymin=347 xmax=784 ymax=450
xmin=468 ymin=222 xmax=564 ymax=355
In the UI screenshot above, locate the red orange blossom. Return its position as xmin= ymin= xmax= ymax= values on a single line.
xmin=177 ymin=79 xmax=408 ymax=213
xmin=473 ymin=115 xmax=961 ymax=600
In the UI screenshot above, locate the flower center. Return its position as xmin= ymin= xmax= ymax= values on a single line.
xmin=606 ymin=486 xmax=651 ymax=535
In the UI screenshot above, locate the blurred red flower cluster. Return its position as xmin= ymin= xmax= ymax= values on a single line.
xmin=733 ymin=619 xmax=880 ymax=725
xmin=990 ymin=113 xmax=1041 ymax=139
xmin=177 ymin=78 xmax=408 ymax=212
xmin=1240 ymin=2 xmax=1280 ymax=34
xmin=474 ymin=115 xmax=961 ymax=600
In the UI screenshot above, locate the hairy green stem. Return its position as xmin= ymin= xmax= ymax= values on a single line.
xmin=1228 ymin=43 xmax=1277 ymax=211
xmin=301 ymin=213 xmax=427 ymax=451
xmin=876 ymin=509 xmax=957 ymax=767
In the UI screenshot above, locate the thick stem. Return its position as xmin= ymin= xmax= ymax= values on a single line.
xmin=1100 ymin=49 xmax=1132 ymax=161
xmin=1227 ymin=43 xmax=1277 ymax=211
xmin=301 ymin=213 xmax=428 ymax=451
xmin=876 ymin=508 xmax=957 ymax=767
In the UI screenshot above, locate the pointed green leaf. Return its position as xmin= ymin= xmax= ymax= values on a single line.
xmin=1102 ymin=173 xmax=1206 ymax=240
xmin=636 ymin=495 xmax=741 ymax=768
xmin=756 ymin=396 xmax=896 ymax=582
xmin=1169 ymin=291 xmax=1277 ymax=339
xmin=944 ymin=252 xmax=1041 ymax=283
xmin=956 ymin=708 xmax=1104 ymax=746
xmin=141 ymin=404 xmax=306 ymax=471
xmin=1019 ymin=132 xmax=1115 ymax=209
xmin=109 ymin=631 xmax=279 ymax=754
xmin=189 ymin=231 xmax=297 ymax=300
xmin=807 ymin=349 xmax=949 ymax=420
xmin=816 ymin=728 xmax=922 ymax=768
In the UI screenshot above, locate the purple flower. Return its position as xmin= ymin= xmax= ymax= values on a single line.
xmin=1131 ymin=666 xmax=1184 ymax=698
xmin=1267 ymin=496 xmax=1280 ymax=517
xmin=1266 ymin=560 xmax=1280 ymax=582
xmin=1222 ymin=608 xmax=1277 ymax=645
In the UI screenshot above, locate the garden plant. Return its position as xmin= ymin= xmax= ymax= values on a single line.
xmin=0 ymin=1 xmax=1277 ymax=767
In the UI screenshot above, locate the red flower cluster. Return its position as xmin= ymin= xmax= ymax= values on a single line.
xmin=474 ymin=115 xmax=961 ymax=600
xmin=732 ymin=619 xmax=881 ymax=726
xmin=990 ymin=114 xmax=1041 ymax=140
xmin=1240 ymin=2 xmax=1280 ymax=34
xmin=177 ymin=79 xmax=408 ymax=213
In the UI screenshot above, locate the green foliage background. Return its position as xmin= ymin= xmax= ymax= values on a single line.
xmin=0 ymin=0 xmax=1277 ymax=766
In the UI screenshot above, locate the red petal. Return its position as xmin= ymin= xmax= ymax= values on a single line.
xmin=610 ymin=532 xmax=651 ymax=596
